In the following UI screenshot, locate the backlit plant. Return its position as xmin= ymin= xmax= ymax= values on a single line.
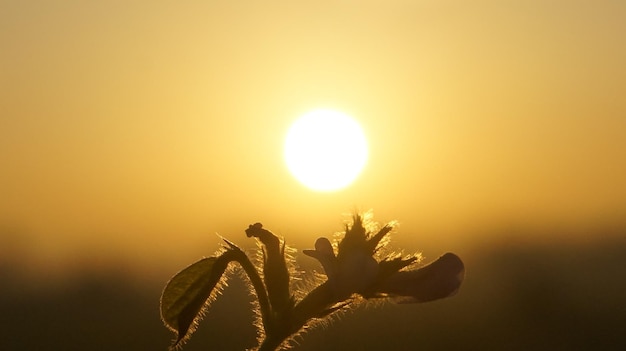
xmin=160 ymin=213 xmax=465 ymax=350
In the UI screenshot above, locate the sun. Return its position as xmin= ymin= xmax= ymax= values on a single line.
xmin=284 ymin=109 xmax=368 ymax=192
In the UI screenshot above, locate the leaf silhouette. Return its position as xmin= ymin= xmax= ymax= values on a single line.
xmin=160 ymin=255 xmax=230 ymax=349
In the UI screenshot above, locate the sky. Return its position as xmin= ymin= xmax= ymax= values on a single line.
xmin=1 ymin=0 xmax=625 ymax=279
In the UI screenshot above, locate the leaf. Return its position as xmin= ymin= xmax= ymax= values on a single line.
xmin=160 ymin=255 xmax=230 ymax=349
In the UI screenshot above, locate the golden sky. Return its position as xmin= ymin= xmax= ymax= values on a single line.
xmin=1 ymin=0 xmax=625 ymax=276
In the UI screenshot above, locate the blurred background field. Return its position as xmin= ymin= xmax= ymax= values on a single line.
xmin=2 ymin=223 xmax=625 ymax=350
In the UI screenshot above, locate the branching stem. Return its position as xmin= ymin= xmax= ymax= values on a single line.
xmin=227 ymin=247 xmax=273 ymax=337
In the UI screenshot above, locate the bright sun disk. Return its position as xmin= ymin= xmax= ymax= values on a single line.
xmin=284 ymin=109 xmax=368 ymax=192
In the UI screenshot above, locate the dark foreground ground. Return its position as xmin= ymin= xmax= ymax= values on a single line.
xmin=1 ymin=231 xmax=625 ymax=351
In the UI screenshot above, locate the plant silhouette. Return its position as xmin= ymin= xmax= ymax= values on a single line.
xmin=160 ymin=213 xmax=465 ymax=350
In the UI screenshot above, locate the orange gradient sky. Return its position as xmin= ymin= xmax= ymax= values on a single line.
xmin=1 ymin=0 xmax=625 ymax=277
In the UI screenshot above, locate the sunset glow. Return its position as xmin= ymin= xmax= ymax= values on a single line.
xmin=1 ymin=1 xmax=626 ymax=350
xmin=0 ymin=0 xmax=624 ymax=280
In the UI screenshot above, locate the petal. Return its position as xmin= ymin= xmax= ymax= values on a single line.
xmin=303 ymin=237 xmax=337 ymax=279
xmin=379 ymin=252 xmax=464 ymax=303
xmin=337 ymin=215 xmax=369 ymax=258
xmin=315 ymin=237 xmax=335 ymax=257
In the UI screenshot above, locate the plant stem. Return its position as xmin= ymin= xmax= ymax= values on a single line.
xmin=258 ymin=336 xmax=284 ymax=351
xmin=228 ymin=248 xmax=273 ymax=337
